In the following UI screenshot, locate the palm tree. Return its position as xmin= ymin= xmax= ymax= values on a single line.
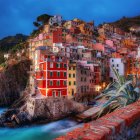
xmin=96 ymin=67 xmax=140 ymax=117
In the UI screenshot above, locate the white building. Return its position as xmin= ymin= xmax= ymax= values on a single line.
xmin=49 ymin=15 xmax=62 ymax=26
xmin=110 ymin=58 xmax=125 ymax=80
xmin=4 ymin=53 xmax=10 ymax=59
xmin=136 ymin=46 xmax=140 ymax=58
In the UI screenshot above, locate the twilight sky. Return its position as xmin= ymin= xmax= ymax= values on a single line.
xmin=0 ymin=0 xmax=140 ymax=39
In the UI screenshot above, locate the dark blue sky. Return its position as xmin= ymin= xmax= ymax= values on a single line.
xmin=0 ymin=0 xmax=140 ymax=39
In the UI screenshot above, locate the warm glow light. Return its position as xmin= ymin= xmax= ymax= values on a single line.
xmin=46 ymin=88 xmax=49 ymax=93
xmin=103 ymin=82 xmax=106 ymax=88
xmin=96 ymin=86 xmax=102 ymax=91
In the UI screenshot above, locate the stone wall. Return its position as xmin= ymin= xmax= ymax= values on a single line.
xmin=55 ymin=100 xmax=140 ymax=140
xmin=26 ymin=96 xmax=86 ymax=121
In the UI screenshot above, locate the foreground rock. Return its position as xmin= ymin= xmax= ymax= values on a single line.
xmin=0 ymin=95 xmax=86 ymax=127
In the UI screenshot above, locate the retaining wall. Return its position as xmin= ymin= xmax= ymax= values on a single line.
xmin=56 ymin=100 xmax=140 ymax=140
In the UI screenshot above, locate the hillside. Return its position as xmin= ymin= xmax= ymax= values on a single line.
xmin=109 ymin=15 xmax=140 ymax=32
xmin=0 ymin=34 xmax=28 ymax=52
xmin=0 ymin=34 xmax=30 ymax=107
xmin=0 ymin=34 xmax=29 ymax=67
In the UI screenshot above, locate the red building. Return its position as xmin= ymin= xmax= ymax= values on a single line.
xmin=94 ymin=66 xmax=101 ymax=85
xmin=35 ymin=47 xmax=68 ymax=97
xmin=53 ymin=27 xmax=63 ymax=43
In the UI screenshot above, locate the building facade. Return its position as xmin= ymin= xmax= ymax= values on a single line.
xmin=35 ymin=47 xmax=68 ymax=97
xmin=110 ymin=58 xmax=125 ymax=80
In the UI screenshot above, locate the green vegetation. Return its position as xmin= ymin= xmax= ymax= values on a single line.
xmin=0 ymin=62 xmax=6 ymax=68
xmin=10 ymin=44 xmax=22 ymax=53
xmin=31 ymin=14 xmax=52 ymax=37
xmin=96 ymin=67 xmax=140 ymax=117
xmin=34 ymin=14 xmax=52 ymax=26
xmin=0 ymin=34 xmax=28 ymax=53
xmin=0 ymin=52 xmax=5 ymax=65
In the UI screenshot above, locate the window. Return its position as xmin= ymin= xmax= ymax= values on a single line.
xmin=73 ymin=67 xmax=75 ymax=70
xmin=64 ymin=64 xmax=67 ymax=68
xmin=84 ymin=78 xmax=86 ymax=82
xmin=117 ymin=64 xmax=119 ymax=67
xmin=81 ymin=77 xmax=83 ymax=81
xmin=112 ymin=64 xmax=114 ymax=67
xmin=60 ymin=63 xmax=63 ymax=68
xmin=117 ymin=69 xmax=119 ymax=72
xmin=64 ymin=81 xmax=67 ymax=86
xmin=85 ymin=71 xmax=87 ymax=75
xmin=81 ymin=70 xmax=83 ymax=74
xmin=84 ymin=86 xmax=86 ymax=92
xmin=57 ymin=72 xmax=60 ymax=77
xmin=81 ymin=86 xmax=83 ymax=93
xmin=50 ymin=72 xmax=53 ymax=77
xmin=73 ymin=74 xmax=75 ymax=78
xmin=58 ymin=91 xmax=61 ymax=97
xmin=74 ymin=81 xmax=76 ymax=85
xmin=64 ymin=72 xmax=67 ymax=77
xmin=50 ymin=81 xmax=53 ymax=86
xmin=52 ymin=91 xmax=56 ymax=97
xmin=50 ymin=62 xmax=53 ymax=68
xmin=112 ymin=59 xmax=114 ymax=62
xmin=69 ymin=67 xmax=71 ymax=70
xmin=56 ymin=63 xmax=60 ymax=68
xmin=69 ymin=74 xmax=71 ymax=78
xmin=72 ymin=89 xmax=74 ymax=96
xmin=57 ymin=81 xmax=60 ymax=86
xmin=48 ymin=56 xmax=50 ymax=61
xmin=69 ymin=81 xmax=71 ymax=86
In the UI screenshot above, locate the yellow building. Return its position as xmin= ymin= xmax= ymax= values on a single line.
xmin=68 ymin=61 xmax=77 ymax=99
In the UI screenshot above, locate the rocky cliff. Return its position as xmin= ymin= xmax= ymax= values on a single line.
xmin=0 ymin=96 xmax=86 ymax=127
xmin=0 ymin=59 xmax=31 ymax=107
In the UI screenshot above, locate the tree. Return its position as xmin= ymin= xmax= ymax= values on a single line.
xmin=33 ymin=14 xmax=52 ymax=28
xmin=0 ymin=52 xmax=5 ymax=64
xmin=33 ymin=22 xmax=40 ymax=27
xmin=37 ymin=14 xmax=52 ymax=24
xmin=31 ymin=14 xmax=52 ymax=37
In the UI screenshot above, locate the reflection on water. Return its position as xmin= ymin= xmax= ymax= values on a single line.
xmin=0 ymin=108 xmax=82 ymax=140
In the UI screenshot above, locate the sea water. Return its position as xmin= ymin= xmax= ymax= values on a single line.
xmin=0 ymin=108 xmax=82 ymax=140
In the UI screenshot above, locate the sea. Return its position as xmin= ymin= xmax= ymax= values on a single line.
xmin=0 ymin=108 xmax=82 ymax=140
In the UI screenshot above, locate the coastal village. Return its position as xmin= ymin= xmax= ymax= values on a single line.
xmin=28 ymin=15 xmax=140 ymax=99
xmin=1 ymin=14 xmax=140 ymax=140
